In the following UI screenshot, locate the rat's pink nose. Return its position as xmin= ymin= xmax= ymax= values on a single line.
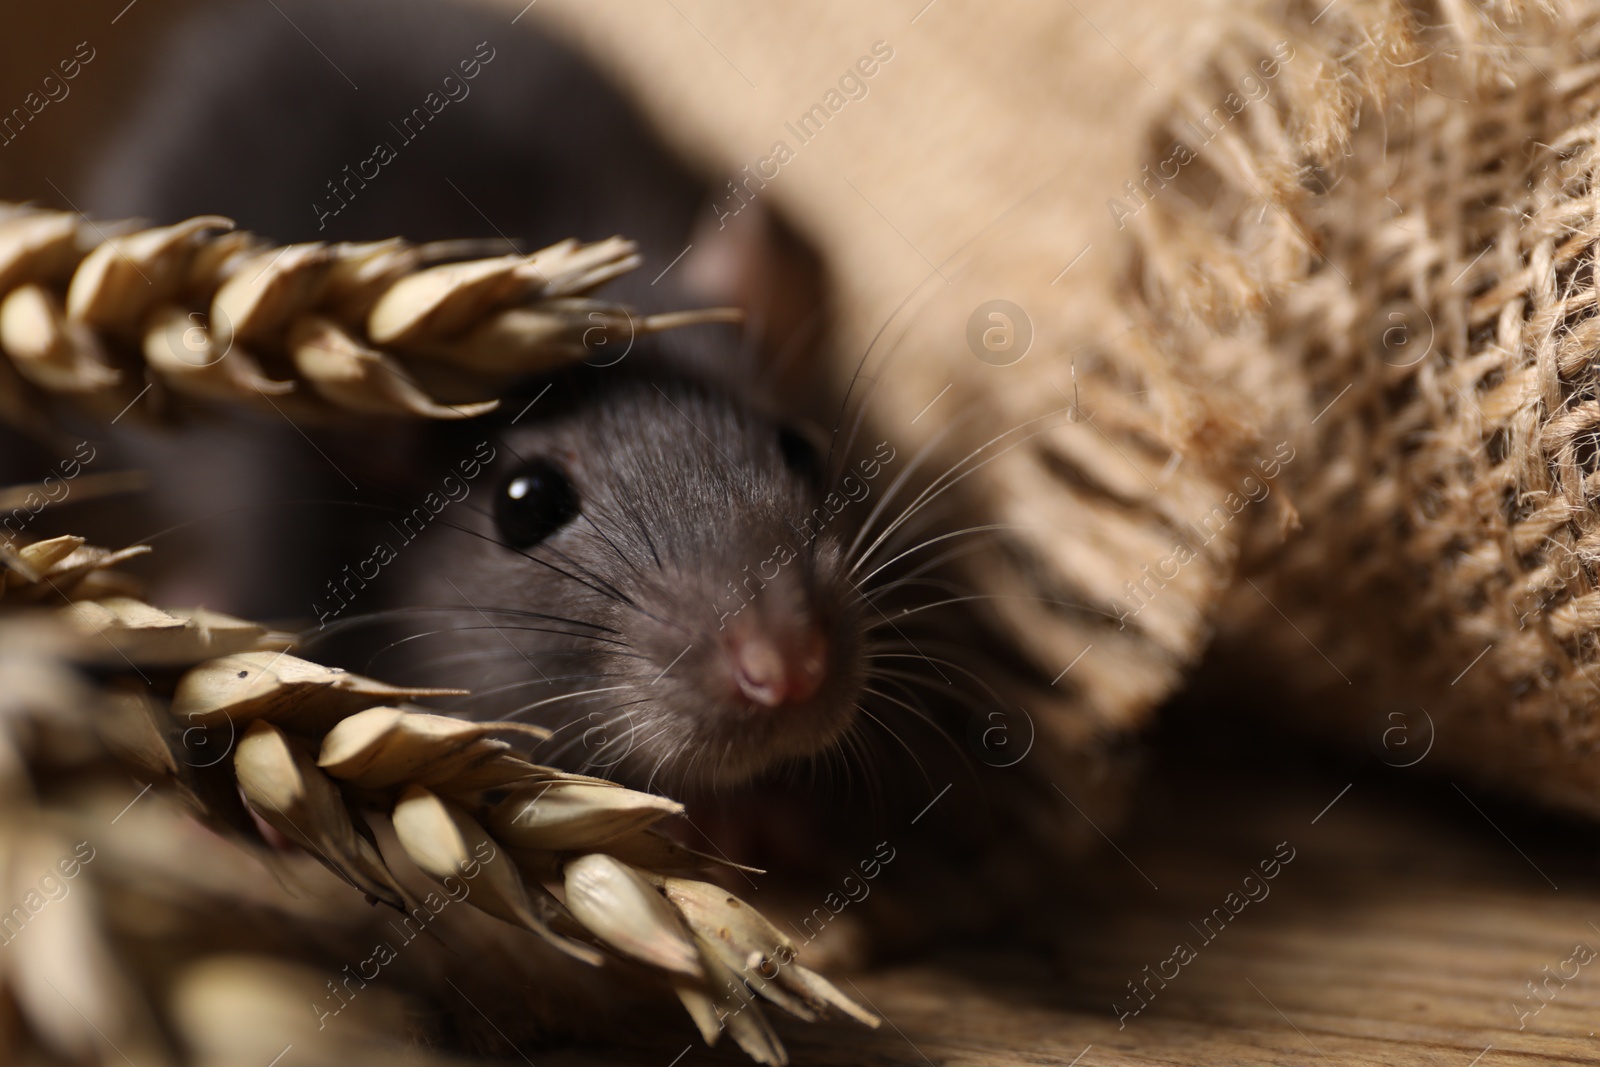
xmin=728 ymin=627 xmax=828 ymax=707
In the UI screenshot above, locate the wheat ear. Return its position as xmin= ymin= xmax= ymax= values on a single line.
xmin=0 ymin=520 xmax=876 ymax=1066
xmin=0 ymin=202 xmax=738 ymax=427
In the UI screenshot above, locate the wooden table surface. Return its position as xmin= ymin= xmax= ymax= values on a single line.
xmin=549 ymin=718 xmax=1600 ymax=1066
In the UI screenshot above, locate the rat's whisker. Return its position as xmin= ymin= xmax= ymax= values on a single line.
xmin=578 ymin=505 xmax=652 ymax=580
xmin=542 ymin=698 xmax=651 ymax=768
xmin=304 ymin=604 xmax=620 ymax=643
xmin=852 ymin=406 xmax=1072 ymax=573
xmin=360 ymin=623 xmax=637 ymax=676
xmin=852 ymin=523 xmax=1012 ymax=585
xmin=868 ymin=649 xmax=1030 ymax=732
xmin=463 ymin=671 xmax=630 ymax=703
xmin=837 ymin=720 xmax=868 ymax=812
xmin=263 ymin=497 xmax=635 ymax=617
xmin=418 ymin=499 xmax=667 ymax=624
xmin=356 ymin=625 xmax=619 ymax=674
xmin=406 ymin=646 xmax=634 ymax=674
xmin=670 ymin=744 xmax=703 ymax=797
xmin=482 ymin=435 xmax=599 ymax=564
xmin=643 ymin=736 xmax=678 ymax=793
xmin=500 ymin=684 xmax=642 ymax=723
xmin=753 ymin=300 xmax=827 ymax=396
xmin=125 ymin=497 xmax=401 ymax=548
xmin=866 ymin=671 xmax=993 ymax=799
xmin=586 ymin=719 xmax=668 ymax=779
xmin=831 ymin=719 xmax=885 ymax=818
xmin=319 ymin=482 xmax=675 ymax=635
xmin=397 ymin=649 xmax=616 ymax=691
xmin=823 ymin=270 xmax=950 ymax=486
xmin=860 ymin=678 xmax=958 ymax=743
xmin=379 ymin=622 xmax=632 ymax=652
xmin=853 ymin=695 xmax=935 ymax=792
xmin=867 ymin=650 xmax=1000 ymax=687
xmin=870 ymin=664 xmax=992 ymax=714
xmin=873 ymin=590 xmax=1122 ymax=625
xmin=615 ymin=496 xmax=664 ymax=571
xmin=533 ymin=712 xmax=614 ymax=763
xmin=862 ymin=573 xmax=973 ymax=601
xmin=886 ymin=533 xmax=1000 ymax=585
xmin=844 ymin=404 xmax=976 ymax=564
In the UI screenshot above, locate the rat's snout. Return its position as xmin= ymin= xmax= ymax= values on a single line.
xmin=726 ymin=622 xmax=829 ymax=707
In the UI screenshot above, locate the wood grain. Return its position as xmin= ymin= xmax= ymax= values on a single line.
xmin=549 ymin=728 xmax=1600 ymax=1066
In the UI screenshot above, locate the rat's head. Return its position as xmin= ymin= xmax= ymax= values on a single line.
xmin=401 ymin=363 xmax=868 ymax=790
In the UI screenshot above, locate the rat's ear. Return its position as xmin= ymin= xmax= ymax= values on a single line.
xmin=678 ymin=197 xmax=830 ymax=410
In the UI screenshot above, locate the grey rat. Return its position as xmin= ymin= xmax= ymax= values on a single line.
xmin=65 ymin=0 xmax=1086 ymax=982
xmin=79 ymin=0 xmax=949 ymax=800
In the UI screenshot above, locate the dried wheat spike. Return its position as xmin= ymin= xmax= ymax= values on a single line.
xmin=0 ymin=533 xmax=148 ymax=603
xmin=0 ymin=523 xmax=874 ymax=1065
xmin=0 ymin=202 xmax=739 ymax=425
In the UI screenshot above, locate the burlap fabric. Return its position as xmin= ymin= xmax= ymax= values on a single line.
xmin=1107 ymin=1 xmax=1600 ymax=815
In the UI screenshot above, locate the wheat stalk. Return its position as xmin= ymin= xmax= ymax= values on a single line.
xmin=0 ymin=202 xmax=738 ymax=427
xmin=0 ymin=520 xmax=876 ymax=1065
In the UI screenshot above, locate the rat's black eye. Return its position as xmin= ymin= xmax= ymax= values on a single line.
xmin=495 ymin=459 xmax=579 ymax=548
xmin=778 ymin=426 xmax=822 ymax=481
